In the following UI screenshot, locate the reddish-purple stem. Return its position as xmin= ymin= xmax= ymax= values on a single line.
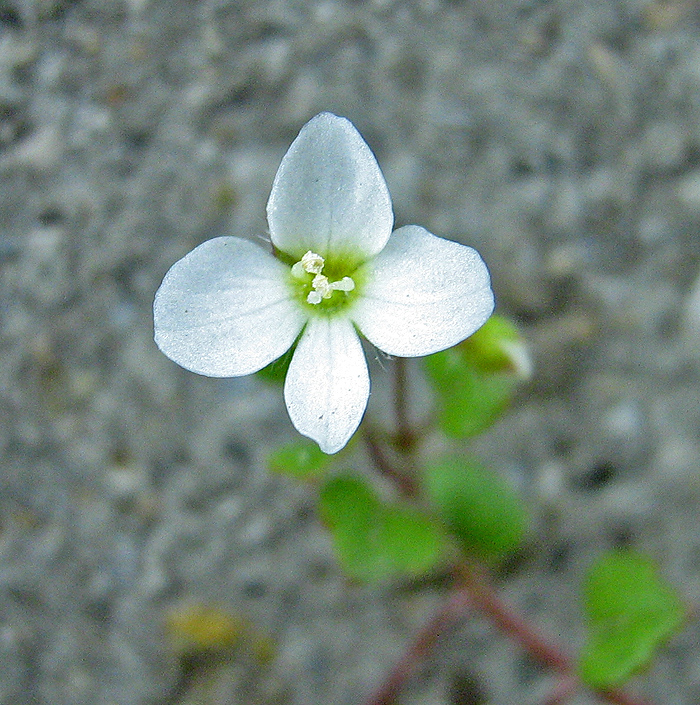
xmin=543 ymin=676 xmax=579 ymax=705
xmin=362 ymin=426 xmax=418 ymax=498
xmin=363 ymin=591 xmax=470 ymax=705
xmin=363 ymin=358 xmax=656 ymax=705
xmin=364 ymin=563 xmax=654 ymax=705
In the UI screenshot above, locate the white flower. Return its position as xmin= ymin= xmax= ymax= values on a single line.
xmin=154 ymin=113 xmax=494 ymax=454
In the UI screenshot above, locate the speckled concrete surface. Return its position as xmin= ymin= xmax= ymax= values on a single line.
xmin=2 ymin=1 xmax=700 ymax=704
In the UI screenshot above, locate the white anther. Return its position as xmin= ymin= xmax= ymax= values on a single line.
xmin=293 ymin=251 xmax=356 ymax=305
xmin=331 ymin=276 xmax=355 ymax=293
xmin=311 ymin=274 xmax=333 ymax=299
xmin=300 ymin=251 xmax=325 ymax=274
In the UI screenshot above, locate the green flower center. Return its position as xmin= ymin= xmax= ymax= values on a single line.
xmin=289 ymin=250 xmax=360 ymax=314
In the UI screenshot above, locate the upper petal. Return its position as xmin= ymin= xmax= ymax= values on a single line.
xmin=154 ymin=237 xmax=305 ymax=377
xmin=284 ymin=316 xmax=369 ymax=454
xmin=267 ymin=113 xmax=393 ymax=264
xmin=352 ymin=226 xmax=494 ymax=357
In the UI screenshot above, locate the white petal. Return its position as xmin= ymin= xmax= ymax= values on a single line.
xmin=154 ymin=237 xmax=305 ymax=377
xmin=352 ymin=226 xmax=494 ymax=357
xmin=267 ymin=113 xmax=393 ymax=263
xmin=284 ymin=317 xmax=370 ymax=454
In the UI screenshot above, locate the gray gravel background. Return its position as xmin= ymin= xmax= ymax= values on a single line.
xmin=2 ymin=0 xmax=700 ymax=703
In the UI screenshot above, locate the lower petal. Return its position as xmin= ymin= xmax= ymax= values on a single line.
xmin=284 ymin=317 xmax=369 ymax=454
xmin=154 ymin=237 xmax=305 ymax=377
xmin=352 ymin=226 xmax=494 ymax=357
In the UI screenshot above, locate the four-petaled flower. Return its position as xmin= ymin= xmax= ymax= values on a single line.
xmin=153 ymin=113 xmax=494 ymax=453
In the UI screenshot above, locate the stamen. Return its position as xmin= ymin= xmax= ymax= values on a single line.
xmin=331 ymin=276 xmax=355 ymax=293
xmin=311 ymin=274 xmax=332 ymax=300
xmin=300 ymin=250 xmax=325 ymax=274
xmin=292 ymin=251 xmax=356 ymax=306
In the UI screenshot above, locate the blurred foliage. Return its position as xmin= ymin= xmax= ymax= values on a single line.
xmin=166 ymin=603 xmax=245 ymax=654
xmin=423 ymin=315 xmax=529 ymax=439
xmin=579 ymin=551 xmax=686 ymax=689
xmin=268 ymin=439 xmax=332 ymax=481
xmin=319 ymin=474 xmax=446 ymax=582
xmin=255 ymin=342 xmax=297 ymax=386
xmin=423 ymin=455 xmax=528 ymax=560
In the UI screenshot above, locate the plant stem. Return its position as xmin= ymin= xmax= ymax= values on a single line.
xmin=362 ymin=425 xmax=418 ymax=497
xmin=363 ymin=590 xmax=470 ymax=705
xmin=392 ymin=357 xmax=415 ymax=451
xmin=543 ymin=676 xmax=579 ymax=705
xmin=374 ymin=355 xmax=655 ymax=705
xmin=457 ymin=564 xmax=656 ymax=705
xmin=455 ymin=562 xmax=571 ymax=672
xmin=365 ymin=562 xmax=655 ymax=705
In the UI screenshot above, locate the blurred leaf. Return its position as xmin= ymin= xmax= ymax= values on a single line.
xmin=319 ymin=475 xmax=446 ymax=582
xmin=319 ymin=475 xmax=385 ymax=582
xmin=423 ymin=456 xmax=527 ymax=559
xmin=579 ymin=550 xmax=686 ymax=689
xmin=255 ymin=341 xmax=296 ymax=385
xmin=268 ymin=439 xmax=331 ymax=480
xmin=381 ymin=505 xmax=446 ymax=576
xmin=460 ymin=314 xmax=528 ymax=375
xmin=423 ymin=315 xmax=528 ymax=438
xmin=426 ymin=355 xmax=515 ymax=438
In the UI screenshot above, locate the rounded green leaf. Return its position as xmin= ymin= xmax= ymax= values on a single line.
xmin=423 ymin=456 xmax=528 ymax=559
xmin=319 ymin=475 xmax=446 ymax=582
xmin=381 ymin=505 xmax=446 ymax=577
xmin=423 ymin=316 xmax=527 ymax=439
xmin=579 ymin=550 xmax=686 ymax=689
xmin=267 ymin=440 xmax=332 ymax=480
xmin=319 ymin=475 xmax=377 ymax=527
xmin=425 ymin=353 xmax=515 ymax=438
xmin=459 ymin=314 xmax=527 ymax=375
xmin=319 ymin=475 xmax=384 ymax=581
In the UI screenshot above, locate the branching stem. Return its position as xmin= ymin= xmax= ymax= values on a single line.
xmin=362 ymin=359 xmax=656 ymax=705
xmin=364 ymin=563 xmax=654 ymax=705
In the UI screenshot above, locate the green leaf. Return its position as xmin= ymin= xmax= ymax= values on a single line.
xmin=319 ymin=475 xmax=446 ymax=582
xmin=319 ymin=476 xmax=382 ymax=581
xmin=255 ymin=342 xmax=297 ymax=385
xmin=423 ymin=456 xmax=527 ymax=559
xmin=426 ymin=355 xmax=515 ymax=438
xmin=267 ymin=440 xmax=331 ymax=480
xmin=460 ymin=314 xmax=525 ymax=375
xmin=579 ymin=550 xmax=686 ymax=689
xmin=381 ymin=505 xmax=446 ymax=577
xmin=423 ymin=316 xmax=527 ymax=439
